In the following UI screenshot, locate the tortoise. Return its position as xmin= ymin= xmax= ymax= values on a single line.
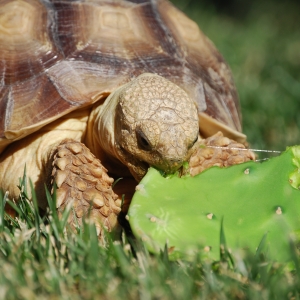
xmin=0 ymin=0 xmax=253 ymax=239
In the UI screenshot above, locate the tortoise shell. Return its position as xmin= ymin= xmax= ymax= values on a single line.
xmin=0 ymin=0 xmax=243 ymax=153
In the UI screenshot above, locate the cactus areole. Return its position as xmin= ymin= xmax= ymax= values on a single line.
xmin=128 ymin=146 xmax=300 ymax=262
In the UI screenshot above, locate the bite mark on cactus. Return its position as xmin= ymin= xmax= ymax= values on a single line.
xmin=276 ymin=207 xmax=282 ymax=215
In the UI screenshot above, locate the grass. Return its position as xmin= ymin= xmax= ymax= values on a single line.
xmin=1 ymin=176 xmax=300 ymax=300
xmin=1 ymin=1 xmax=300 ymax=299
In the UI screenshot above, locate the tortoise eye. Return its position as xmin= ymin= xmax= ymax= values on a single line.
xmin=136 ymin=129 xmax=152 ymax=151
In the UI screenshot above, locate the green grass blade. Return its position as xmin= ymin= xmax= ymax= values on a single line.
xmin=45 ymin=185 xmax=62 ymax=238
xmin=0 ymin=190 xmax=7 ymax=232
xmin=30 ymin=180 xmax=40 ymax=242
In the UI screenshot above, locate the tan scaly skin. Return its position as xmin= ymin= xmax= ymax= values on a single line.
xmin=0 ymin=73 xmax=200 ymax=239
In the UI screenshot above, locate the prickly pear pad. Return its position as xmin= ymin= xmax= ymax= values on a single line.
xmin=128 ymin=146 xmax=300 ymax=262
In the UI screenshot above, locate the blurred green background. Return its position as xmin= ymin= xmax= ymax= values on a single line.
xmin=171 ymin=0 xmax=300 ymax=151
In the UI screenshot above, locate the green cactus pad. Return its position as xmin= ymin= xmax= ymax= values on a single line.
xmin=128 ymin=146 xmax=300 ymax=262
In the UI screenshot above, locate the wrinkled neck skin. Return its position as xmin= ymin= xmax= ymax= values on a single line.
xmin=87 ymin=92 xmax=118 ymax=160
xmin=86 ymin=89 xmax=118 ymax=172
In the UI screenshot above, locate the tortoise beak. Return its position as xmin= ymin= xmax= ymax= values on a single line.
xmin=159 ymin=158 xmax=184 ymax=174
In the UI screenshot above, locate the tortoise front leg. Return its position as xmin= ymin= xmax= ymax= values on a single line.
xmin=48 ymin=139 xmax=121 ymax=243
xmin=184 ymin=132 xmax=256 ymax=176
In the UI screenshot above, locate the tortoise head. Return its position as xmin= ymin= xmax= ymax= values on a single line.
xmin=114 ymin=73 xmax=199 ymax=181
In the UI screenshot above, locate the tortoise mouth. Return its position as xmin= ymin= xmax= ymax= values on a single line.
xmin=118 ymin=144 xmax=185 ymax=179
xmin=154 ymin=159 xmax=184 ymax=174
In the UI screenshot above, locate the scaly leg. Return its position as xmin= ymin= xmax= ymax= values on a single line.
xmin=185 ymin=132 xmax=256 ymax=176
xmin=48 ymin=139 xmax=121 ymax=243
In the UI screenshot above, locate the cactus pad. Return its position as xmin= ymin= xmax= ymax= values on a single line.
xmin=128 ymin=146 xmax=300 ymax=262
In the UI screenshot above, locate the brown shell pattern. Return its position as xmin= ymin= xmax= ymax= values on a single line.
xmin=0 ymin=0 xmax=241 ymax=148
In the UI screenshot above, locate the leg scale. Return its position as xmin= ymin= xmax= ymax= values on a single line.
xmin=49 ymin=139 xmax=121 ymax=243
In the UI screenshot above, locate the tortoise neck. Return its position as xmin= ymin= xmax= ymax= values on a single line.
xmin=85 ymin=88 xmax=123 ymax=171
